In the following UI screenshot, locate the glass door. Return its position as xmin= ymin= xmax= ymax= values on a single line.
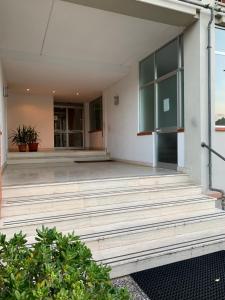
xmin=54 ymin=105 xmax=84 ymax=149
xmin=54 ymin=107 xmax=67 ymax=147
xmin=156 ymin=75 xmax=178 ymax=169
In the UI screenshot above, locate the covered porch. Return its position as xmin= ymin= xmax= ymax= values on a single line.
xmin=0 ymin=0 xmax=206 ymax=194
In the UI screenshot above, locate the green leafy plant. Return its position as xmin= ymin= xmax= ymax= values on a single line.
xmin=0 ymin=227 xmax=130 ymax=300
xmin=10 ymin=125 xmax=28 ymax=145
xmin=26 ymin=126 xmax=39 ymax=144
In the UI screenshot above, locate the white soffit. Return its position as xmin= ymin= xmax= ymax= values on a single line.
xmin=0 ymin=0 xmax=184 ymax=100
xmin=62 ymin=0 xmax=199 ymax=26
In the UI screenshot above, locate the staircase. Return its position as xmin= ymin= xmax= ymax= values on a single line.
xmin=1 ymin=173 xmax=225 ymax=278
xmin=7 ymin=150 xmax=110 ymax=164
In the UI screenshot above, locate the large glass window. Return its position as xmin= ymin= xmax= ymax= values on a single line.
xmin=215 ymin=27 xmax=225 ymax=127
xmin=89 ymin=97 xmax=103 ymax=131
xmin=139 ymin=37 xmax=183 ymax=133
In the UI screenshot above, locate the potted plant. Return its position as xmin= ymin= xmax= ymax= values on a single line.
xmin=10 ymin=125 xmax=28 ymax=152
xmin=27 ymin=126 xmax=39 ymax=152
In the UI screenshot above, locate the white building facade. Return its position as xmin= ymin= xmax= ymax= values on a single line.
xmin=0 ymin=0 xmax=225 ymax=193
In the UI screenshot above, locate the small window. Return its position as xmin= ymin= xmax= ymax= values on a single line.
xmin=216 ymin=27 xmax=225 ymax=52
xmin=215 ymin=54 xmax=225 ymax=126
xmin=156 ymin=39 xmax=178 ymax=78
xmin=140 ymin=54 xmax=154 ymax=86
xmin=89 ymin=97 xmax=103 ymax=132
xmin=139 ymin=84 xmax=154 ymax=132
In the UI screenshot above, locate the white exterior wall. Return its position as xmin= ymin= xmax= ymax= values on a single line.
xmin=183 ymin=12 xmax=209 ymax=189
xmin=103 ymin=64 xmax=154 ymax=165
xmin=0 ymin=59 xmax=8 ymax=168
xmin=7 ymin=93 xmax=54 ymax=150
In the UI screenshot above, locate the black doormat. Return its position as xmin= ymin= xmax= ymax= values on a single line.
xmin=74 ymin=160 xmax=114 ymax=163
xmin=131 ymin=251 xmax=225 ymax=300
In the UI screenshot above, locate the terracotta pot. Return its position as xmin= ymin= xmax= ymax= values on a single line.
xmin=18 ymin=144 xmax=27 ymax=152
xmin=28 ymin=143 xmax=39 ymax=152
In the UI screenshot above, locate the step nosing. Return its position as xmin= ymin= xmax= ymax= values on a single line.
xmin=97 ymin=234 xmax=225 ymax=264
xmin=2 ymin=174 xmax=188 ymax=189
xmin=3 ymin=185 xmax=202 ymax=205
xmin=81 ymin=212 xmax=225 ymax=240
xmin=2 ymin=197 xmax=212 ymax=227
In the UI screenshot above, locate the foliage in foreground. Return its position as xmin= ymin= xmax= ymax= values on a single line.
xmin=0 ymin=227 xmax=130 ymax=300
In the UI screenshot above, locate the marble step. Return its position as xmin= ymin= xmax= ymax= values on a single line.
xmin=83 ymin=210 xmax=225 ymax=251
xmin=94 ymin=229 xmax=225 ymax=278
xmin=3 ymin=173 xmax=190 ymax=198
xmin=8 ymin=150 xmax=108 ymax=159
xmin=2 ymin=184 xmax=202 ymax=217
xmin=0 ymin=196 xmax=215 ymax=237
xmin=7 ymin=155 xmax=110 ymax=165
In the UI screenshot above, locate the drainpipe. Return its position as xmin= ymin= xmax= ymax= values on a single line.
xmin=206 ymin=7 xmax=225 ymax=201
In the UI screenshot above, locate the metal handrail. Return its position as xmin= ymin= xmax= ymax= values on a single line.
xmin=201 ymin=142 xmax=225 ymax=162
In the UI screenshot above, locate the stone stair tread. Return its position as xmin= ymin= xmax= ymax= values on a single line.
xmin=2 ymin=173 xmax=188 ymax=190
xmin=14 ymin=208 xmax=223 ymax=244
xmin=93 ymin=228 xmax=225 ymax=263
xmin=1 ymin=195 xmax=214 ymax=228
xmin=8 ymin=151 xmax=108 ymax=158
xmin=81 ymin=209 xmax=225 ymax=240
xmin=3 ymin=182 xmax=200 ymax=205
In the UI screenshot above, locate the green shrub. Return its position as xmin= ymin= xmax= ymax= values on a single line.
xmin=0 ymin=227 xmax=130 ymax=300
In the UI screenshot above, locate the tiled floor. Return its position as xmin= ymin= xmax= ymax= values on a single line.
xmin=3 ymin=161 xmax=177 ymax=186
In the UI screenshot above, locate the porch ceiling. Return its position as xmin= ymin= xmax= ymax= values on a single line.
xmin=0 ymin=0 xmax=196 ymax=101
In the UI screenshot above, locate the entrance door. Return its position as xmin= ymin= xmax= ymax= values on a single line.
xmin=54 ymin=104 xmax=84 ymax=149
xmin=156 ymin=75 xmax=178 ymax=169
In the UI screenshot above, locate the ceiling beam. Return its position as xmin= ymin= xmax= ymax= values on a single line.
xmin=61 ymin=0 xmax=199 ymax=26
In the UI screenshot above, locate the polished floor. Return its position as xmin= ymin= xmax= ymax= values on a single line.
xmin=3 ymin=161 xmax=177 ymax=186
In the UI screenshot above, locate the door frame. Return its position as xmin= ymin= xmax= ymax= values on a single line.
xmin=154 ymin=37 xmax=184 ymax=170
xmin=54 ymin=103 xmax=85 ymax=149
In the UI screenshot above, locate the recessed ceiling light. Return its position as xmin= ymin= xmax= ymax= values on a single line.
xmin=26 ymin=88 xmax=30 ymax=92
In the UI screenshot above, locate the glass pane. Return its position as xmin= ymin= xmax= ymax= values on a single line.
xmin=90 ymin=98 xmax=103 ymax=131
xmin=158 ymin=75 xmax=177 ymax=128
xmin=216 ymin=28 xmax=225 ymax=52
xmin=140 ymin=54 xmax=154 ymax=86
xmin=139 ymin=85 xmax=154 ymax=132
xmin=54 ymin=133 xmax=67 ymax=147
xmin=156 ymin=39 xmax=178 ymax=78
xmin=215 ymin=54 xmax=225 ymax=126
xmin=69 ymin=133 xmax=83 ymax=148
xmin=54 ymin=108 xmax=66 ymax=131
xmin=158 ymin=132 xmax=177 ymax=164
xmin=68 ymin=108 xmax=83 ymax=131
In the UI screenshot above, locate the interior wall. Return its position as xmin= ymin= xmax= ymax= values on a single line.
xmin=0 ymin=59 xmax=8 ymax=168
xmin=89 ymin=131 xmax=104 ymax=150
xmin=7 ymin=93 xmax=54 ymax=150
xmin=103 ymin=63 xmax=154 ymax=165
